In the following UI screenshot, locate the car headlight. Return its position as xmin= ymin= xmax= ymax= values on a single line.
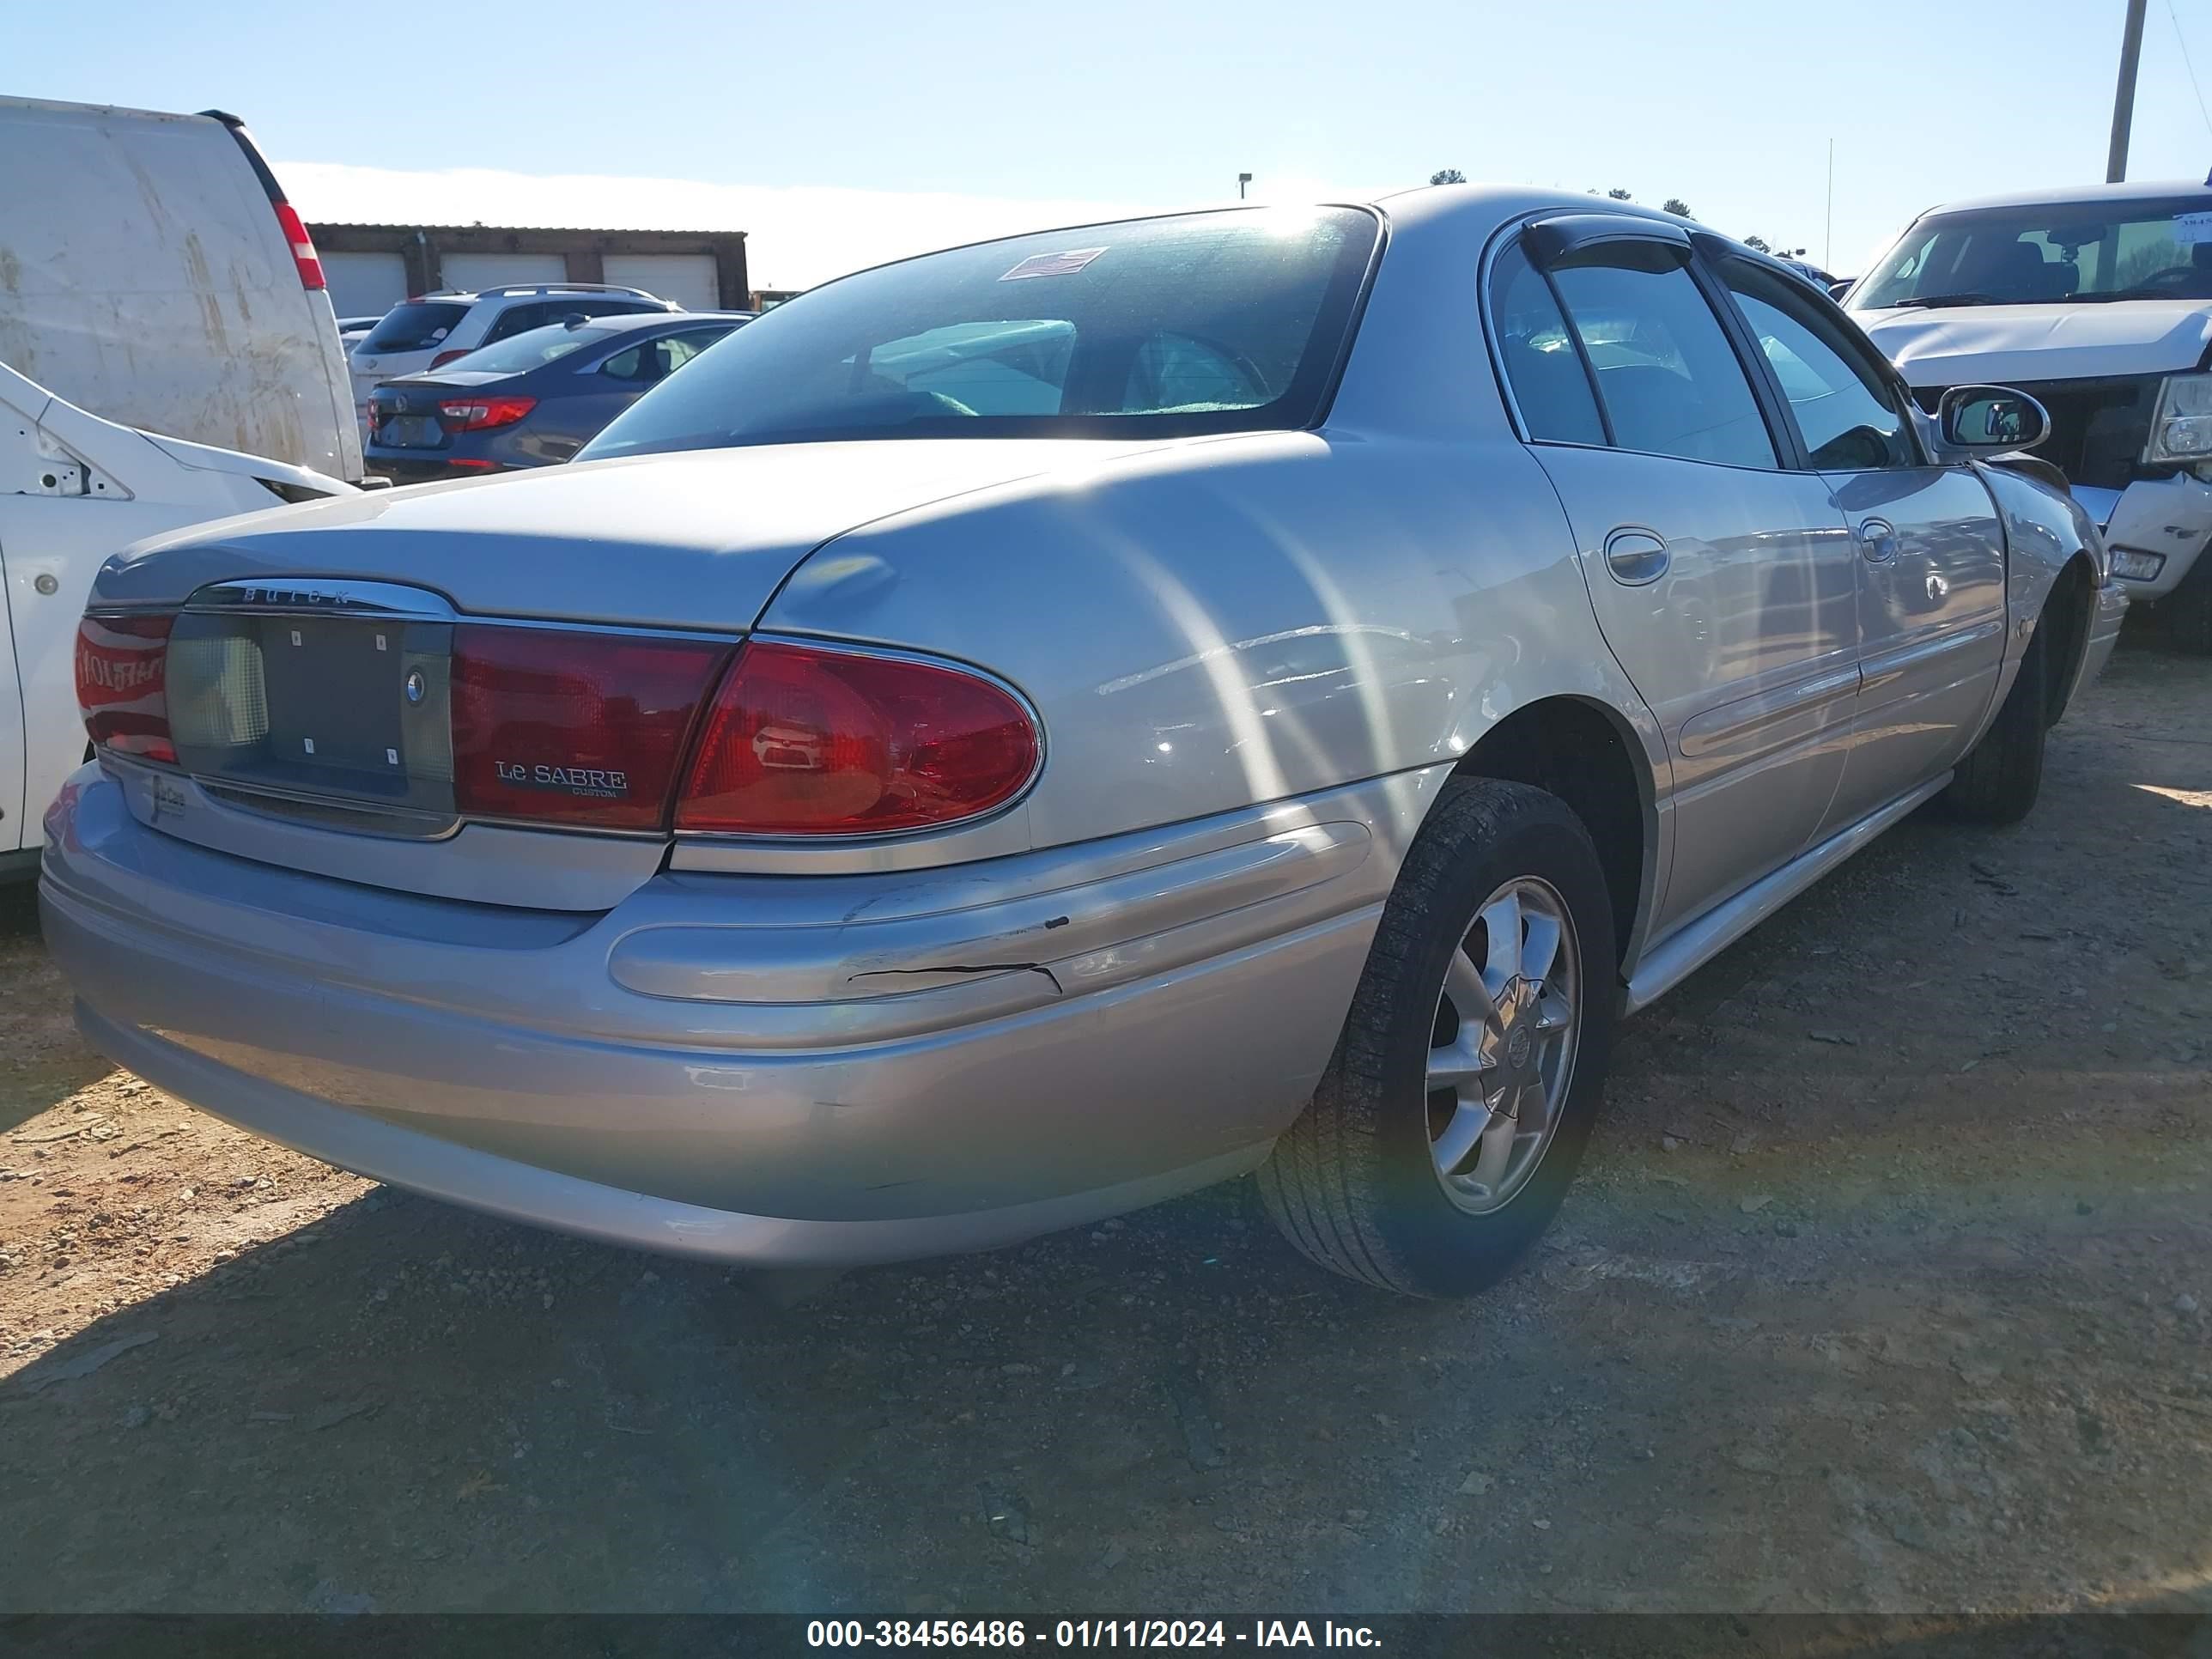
xmin=2146 ymin=372 xmax=2212 ymax=465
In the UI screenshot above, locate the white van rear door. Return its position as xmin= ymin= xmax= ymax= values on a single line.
xmin=0 ymin=99 xmax=361 ymax=481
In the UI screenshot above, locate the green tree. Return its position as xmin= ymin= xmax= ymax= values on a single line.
xmin=1662 ymin=197 xmax=1692 ymax=218
xmin=1430 ymin=167 xmax=1467 ymax=185
xmin=1606 ymin=187 xmax=1633 ymax=201
xmin=1744 ymin=234 xmax=1771 ymax=253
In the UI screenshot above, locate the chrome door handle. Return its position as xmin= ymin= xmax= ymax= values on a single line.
xmin=1857 ymin=518 xmax=1899 ymax=562
xmin=1603 ymin=527 xmax=1669 ymax=586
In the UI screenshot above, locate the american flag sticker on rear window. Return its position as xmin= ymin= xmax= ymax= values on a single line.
xmin=1000 ymin=246 xmax=1107 ymax=281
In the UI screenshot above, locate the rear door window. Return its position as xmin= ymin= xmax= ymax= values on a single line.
xmin=1547 ymin=246 xmax=1778 ymax=469
xmin=359 ymin=301 xmax=468 ymax=354
xmin=653 ymin=328 xmax=733 ymax=375
xmin=1488 ymin=241 xmax=1607 ymax=445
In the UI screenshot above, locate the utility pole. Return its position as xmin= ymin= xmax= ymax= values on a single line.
xmin=1825 ymin=138 xmax=1834 ymax=273
xmin=2108 ymin=0 xmax=2149 ymax=182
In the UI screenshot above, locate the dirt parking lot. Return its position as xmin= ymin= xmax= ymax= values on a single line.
xmin=2 ymin=638 xmax=2209 ymax=1617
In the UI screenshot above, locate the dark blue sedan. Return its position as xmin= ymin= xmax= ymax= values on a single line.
xmin=365 ymin=310 xmax=752 ymax=480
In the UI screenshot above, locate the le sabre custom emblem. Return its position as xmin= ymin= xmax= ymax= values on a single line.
xmin=495 ymin=762 xmax=631 ymax=799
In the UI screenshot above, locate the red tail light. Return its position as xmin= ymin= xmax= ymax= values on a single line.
xmin=450 ymin=626 xmax=732 ymax=830
xmin=272 ymin=201 xmax=325 ymax=290
xmin=676 ymin=642 xmax=1039 ymax=836
xmin=428 ymin=349 xmax=474 ymax=370
xmin=439 ymin=396 xmax=536 ymax=432
xmin=76 ymin=614 xmax=176 ymax=764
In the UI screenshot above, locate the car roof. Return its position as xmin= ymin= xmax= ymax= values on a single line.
xmin=1916 ymin=178 xmax=2212 ymax=214
xmin=559 ymin=309 xmax=754 ymax=333
xmin=404 ymin=287 xmax=673 ymax=307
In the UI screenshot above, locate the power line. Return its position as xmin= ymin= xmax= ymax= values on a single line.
xmin=2169 ymin=0 xmax=2212 ymax=141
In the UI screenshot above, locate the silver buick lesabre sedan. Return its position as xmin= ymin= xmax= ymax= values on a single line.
xmin=45 ymin=187 xmax=2126 ymax=1297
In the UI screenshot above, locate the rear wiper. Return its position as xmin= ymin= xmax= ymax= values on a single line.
xmin=1881 ymin=292 xmax=2008 ymax=310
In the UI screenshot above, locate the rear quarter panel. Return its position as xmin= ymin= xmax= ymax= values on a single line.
xmin=0 ymin=100 xmax=359 ymax=479
xmin=759 ymin=429 xmax=1648 ymax=864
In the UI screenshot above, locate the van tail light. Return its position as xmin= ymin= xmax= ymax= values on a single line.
xmin=428 ymin=349 xmax=474 ymax=370
xmin=272 ymin=201 xmax=326 ymax=290
xmin=676 ymin=641 xmax=1040 ymax=836
xmin=439 ymin=396 xmax=536 ymax=432
xmin=198 ymin=112 xmax=325 ymax=291
xmin=76 ymin=614 xmax=177 ymax=764
xmin=450 ymin=625 xmax=732 ymax=830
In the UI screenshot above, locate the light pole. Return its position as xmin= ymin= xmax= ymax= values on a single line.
xmin=1825 ymin=137 xmax=1834 ymax=273
xmin=2108 ymin=0 xmax=2148 ymax=182
xmin=1237 ymin=172 xmax=1253 ymax=200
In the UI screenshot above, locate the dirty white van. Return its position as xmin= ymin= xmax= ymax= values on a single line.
xmin=0 ymin=98 xmax=363 ymax=483
xmin=1 ymin=362 xmax=354 ymax=878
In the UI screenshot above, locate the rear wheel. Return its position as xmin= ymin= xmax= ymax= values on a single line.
xmin=1258 ymin=778 xmax=1617 ymax=1297
xmin=1937 ymin=614 xmax=2052 ymax=825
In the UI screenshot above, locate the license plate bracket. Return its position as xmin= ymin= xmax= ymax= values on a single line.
xmin=375 ymin=414 xmax=445 ymax=448
xmin=167 ymin=611 xmax=455 ymax=815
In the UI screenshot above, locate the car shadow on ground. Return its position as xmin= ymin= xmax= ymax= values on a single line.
xmin=0 ymin=1170 xmax=1498 ymax=1612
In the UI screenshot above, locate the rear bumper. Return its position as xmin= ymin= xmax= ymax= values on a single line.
xmin=362 ymin=447 xmax=526 ymax=482
xmin=40 ymin=765 xmax=1389 ymax=1265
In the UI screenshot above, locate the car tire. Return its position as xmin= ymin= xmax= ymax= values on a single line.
xmin=1936 ymin=616 xmax=2051 ymax=826
xmin=2166 ymin=556 xmax=2212 ymax=656
xmin=1258 ymin=777 xmax=1618 ymax=1298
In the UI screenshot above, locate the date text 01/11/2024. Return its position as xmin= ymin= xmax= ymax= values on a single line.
xmin=805 ymin=1622 xmax=1383 ymax=1649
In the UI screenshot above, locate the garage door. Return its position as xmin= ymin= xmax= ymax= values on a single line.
xmin=601 ymin=253 xmax=722 ymax=312
xmin=437 ymin=252 xmax=568 ymax=295
xmin=323 ymin=252 xmax=410 ymax=320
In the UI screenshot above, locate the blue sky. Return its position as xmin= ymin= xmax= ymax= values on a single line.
xmin=13 ymin=0 xmax=2212 ymax=286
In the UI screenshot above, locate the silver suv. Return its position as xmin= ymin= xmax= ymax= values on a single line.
xmin=345 ymin=283 xmax=678 ymax=422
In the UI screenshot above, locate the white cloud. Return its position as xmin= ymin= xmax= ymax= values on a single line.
xmin=277 ymin=161 xmax=1180 ymax=291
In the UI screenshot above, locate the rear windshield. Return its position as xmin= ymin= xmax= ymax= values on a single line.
xmin=359 ymin=301 xmax=470 ymax=353
xmin=1852 ymin=195 xmax=2212 ymax=308
xmin=439 ymin=323 xmax=617 ymax=376
xmin=580 ymin=207 xmax=1380 ymax=457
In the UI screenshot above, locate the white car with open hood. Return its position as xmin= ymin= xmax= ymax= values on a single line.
xmin=0 ymin=362 xmax=353 ymax=878
xmin=1848 ymin=179 xmax=2212 ymax=649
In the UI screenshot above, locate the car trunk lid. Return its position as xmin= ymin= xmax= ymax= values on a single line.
xmin=367 ymin=372 xmax=515 ymax=450
xmin=86 ymin=439 xmax=1158 ymax=908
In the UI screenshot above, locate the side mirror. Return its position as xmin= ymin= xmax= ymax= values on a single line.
xmin=1939 ymin=385 xmax=2050 ymax=452
xmin=1826 ymin=279 xmax=1854 ymax=302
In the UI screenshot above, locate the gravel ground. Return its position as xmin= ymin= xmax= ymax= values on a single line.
xmin=1 ymin=636 xmax=2208 ymax=1616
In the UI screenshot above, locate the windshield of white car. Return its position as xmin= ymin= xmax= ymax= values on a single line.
xmin=432 ymin=324 xmax=617 ymax=376
xmin=1851 ymin=196 xmax=2212 ymax=309
xmin=579 ymin=207 xmax=1380 ymax=457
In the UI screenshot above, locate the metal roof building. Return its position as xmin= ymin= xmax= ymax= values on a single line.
xmin=308 ymin=222 xmax=751 ymax=316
